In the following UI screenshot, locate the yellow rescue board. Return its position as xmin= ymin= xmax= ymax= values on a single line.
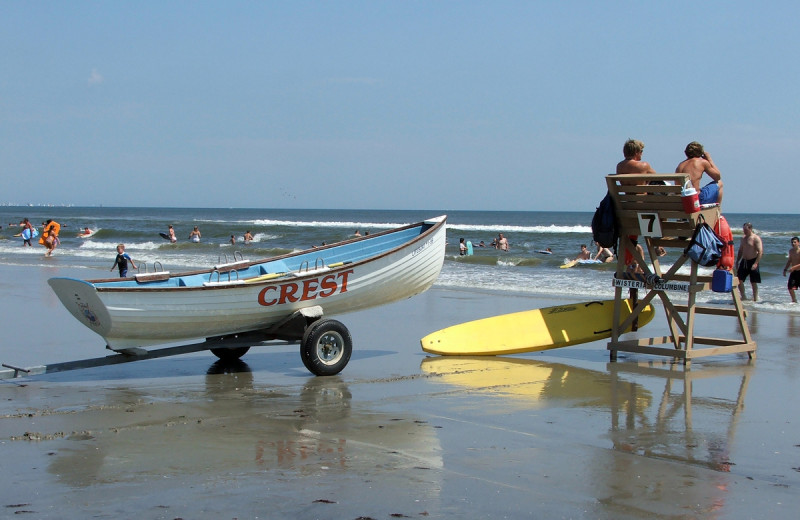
xmin=420 ymin=299 xmax=654 ymax=356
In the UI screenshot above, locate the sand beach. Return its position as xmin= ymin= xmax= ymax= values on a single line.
xmin=1 ymin=262 xmax=799 ymax=519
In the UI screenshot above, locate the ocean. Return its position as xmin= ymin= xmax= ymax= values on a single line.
xmin=1 ymin=206 xmax=798 ymax=315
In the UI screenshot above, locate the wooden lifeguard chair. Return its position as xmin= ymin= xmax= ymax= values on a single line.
xmin=605 ymin=173 xmax=756 ymax=366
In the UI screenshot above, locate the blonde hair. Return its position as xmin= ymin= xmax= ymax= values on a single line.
xmin=623 ymin=139 xmax=645 ymax=158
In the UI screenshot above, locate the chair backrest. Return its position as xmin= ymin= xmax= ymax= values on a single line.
xmin=605 ymin=174 xmax=718 ymax=239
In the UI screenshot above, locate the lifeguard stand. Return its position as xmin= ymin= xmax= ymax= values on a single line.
xmin=605 ymin=173 xmax=756 ymax=366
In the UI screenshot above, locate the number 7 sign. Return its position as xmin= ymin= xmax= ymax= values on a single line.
xmin=637 ymin=212 xmax=663 ymax=237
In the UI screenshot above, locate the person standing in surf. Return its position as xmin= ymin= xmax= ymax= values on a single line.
xmin=41 ymin=219 xmax=61 ymax=256
xmin=189 ymin=226 xmax=201 ymax=243
xmin=784 ymin=236 xmax=800 ymax=303
xmin=110 ymin=244 xmax=137 ymax=278
xmin=21 ymin=218 xmax=35 ymax=247
xmin=736 ymin=222 xmax=762 ymax=302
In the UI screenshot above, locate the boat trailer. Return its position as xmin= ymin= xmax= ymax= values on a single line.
xmin=1 ymin=306 xmax=354 ymax=380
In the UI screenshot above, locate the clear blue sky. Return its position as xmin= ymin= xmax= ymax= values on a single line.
xmin=2 ymin=1 xmax=798 ymax=213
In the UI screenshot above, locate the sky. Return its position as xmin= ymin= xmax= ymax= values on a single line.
xmin=2 ymin=1 xmax=799 ymax=213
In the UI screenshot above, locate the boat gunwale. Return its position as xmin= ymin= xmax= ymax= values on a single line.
xmin=84 ymin=217 xmax=447 ymax=293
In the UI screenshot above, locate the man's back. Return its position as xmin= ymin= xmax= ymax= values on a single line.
xmin=616 ymin=159 xmax=654 ymax=174
xmin=676 ymin=156 xmax=719 ymax=191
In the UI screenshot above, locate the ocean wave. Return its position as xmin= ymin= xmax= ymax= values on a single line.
xmin=446 ymin=223 xmax=592 ymax=234
xmin=249 ymin=219 xmax=408 ymax=230
xmin=252 ymin=232 xmax=279 ymax=242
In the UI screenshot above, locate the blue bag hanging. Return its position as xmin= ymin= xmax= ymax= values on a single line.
xmin=685 ymin=215 xmax=724 ymax=267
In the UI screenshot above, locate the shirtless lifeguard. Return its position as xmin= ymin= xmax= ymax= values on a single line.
xmin=675 ymin=141 xmax=723 ymax=205
xmin=783 ymin=236 xmax=800 ymax=303
xmin=615 ymin=139 xmax=655 ymax=269
xmin=615 ymin=139 xmax=656 ymax=185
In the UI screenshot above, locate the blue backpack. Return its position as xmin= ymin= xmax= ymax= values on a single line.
xmin=685 ymin=215 xmax=724 ymax=267
xmin=591 ymin=191 xmax=618 ymax=250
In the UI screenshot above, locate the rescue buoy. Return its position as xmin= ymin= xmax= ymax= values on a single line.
xmin=714 ymin=215 xmax=735 ymax=270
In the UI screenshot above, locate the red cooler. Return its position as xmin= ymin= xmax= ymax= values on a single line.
xmin=681 ymin=181 xmax=700 ymax=213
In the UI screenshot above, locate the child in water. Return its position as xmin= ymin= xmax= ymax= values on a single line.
xmin=110 ymin=244 xmax=137 ymax=278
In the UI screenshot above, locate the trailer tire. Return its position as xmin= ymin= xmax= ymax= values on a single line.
xmin=210 ymin=346 xmax=250 ymax=361
xmin=300 ymin=319 xmax=352 ymax=376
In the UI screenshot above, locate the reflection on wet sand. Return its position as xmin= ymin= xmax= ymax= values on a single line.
xmin=607 ymin=360 xmax=753 ymax=471
xmin=789 ymin=314 xmax=800 ymax=337
xmin=39 ymin=361 xmax=441 ymax=502
xmin=421 ymin=355 xmax=754 ymax=518
xmin=602 ymin=360 xmax=754 ymax=518
xmin=420 ymin=356 xmax=652 ymax=410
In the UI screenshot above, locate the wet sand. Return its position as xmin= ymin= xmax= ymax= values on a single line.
xmin=1 ymin=264 xmax=799 ymax=519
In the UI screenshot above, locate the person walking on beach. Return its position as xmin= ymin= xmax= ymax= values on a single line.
xmin=110 ymin=244 xmax=137 ymax=278
xmin=675 ymin=141 xmax=723 ymax=205
xmin=736 ymin=222 xmax=762 ymax=301
xmin=615 ymin=139 xmax=656 ymax=181
xmin=783 ymin=236 xmax=800 ymax=303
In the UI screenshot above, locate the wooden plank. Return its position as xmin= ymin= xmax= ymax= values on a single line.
xmin=610 ymin=336 xmax=674 ymax=347
xmin=689 ymin=336 xmax=754 ymax=347
xmin=683 ymin=342 xmax=758 ymax=359
xmin=608 ymin=342 xmax=688 ymax=359
xmin=617 ymin=197 xmax=684 ymax=208
xmin=669 ymin=274 xmax=714 ymax=283
xmin=672 ymin=305 xmax=742 ymax=317
xmin=617 ymin=216 xmax=697 ymax=237
xmin=608 ymin=341 xmax=756 ymax=360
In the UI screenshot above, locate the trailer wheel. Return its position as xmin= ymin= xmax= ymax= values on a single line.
xmin=300 ymin=319 xmax=352 ymax=376
xmin=210 ymin=346 xmax=250 ymax=361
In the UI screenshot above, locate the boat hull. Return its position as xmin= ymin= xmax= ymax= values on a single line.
xmin=49 ymin=216 xmax=447 ymax=349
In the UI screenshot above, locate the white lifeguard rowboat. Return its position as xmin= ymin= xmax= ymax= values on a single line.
xmin=48 ymin=215 xmax=447 ymax=376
